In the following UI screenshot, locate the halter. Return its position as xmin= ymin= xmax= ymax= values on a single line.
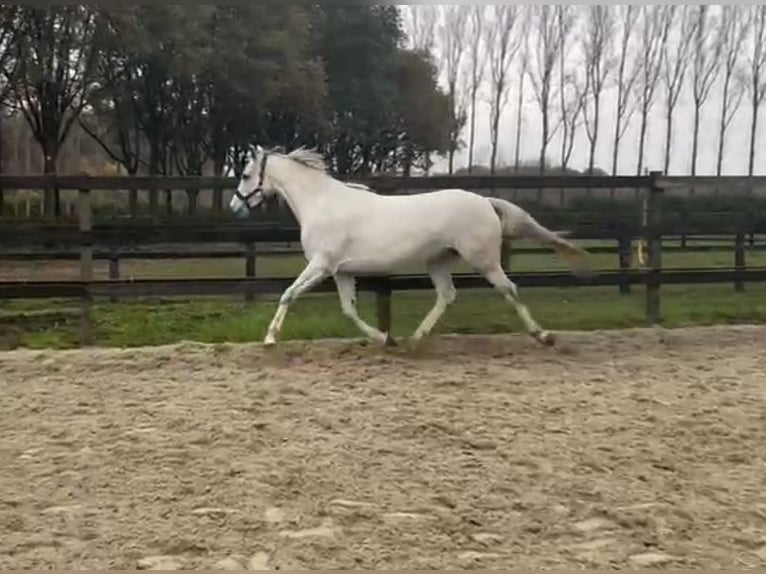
xmin=235 ymin=150 xmax=269 ymax=213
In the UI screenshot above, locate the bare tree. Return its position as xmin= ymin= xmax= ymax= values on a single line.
xmin=0 ymin=7 xmax=19 ymax=212
xmin=611 ymin=5 xmax=641 ymax=177
xmin=717 ymin=6 xmax=748 ymax=176
xmin=527 ymin=5 xmax=571 ymax=174
xmin=660 ymin=6 xmax=695 ymax=175
xmin=12 ymin=7 xmax=102 ymax=215
xmin=690 ymin=6 xmax=723 ymax=178
xmin=486 ymin=5 xmax=522 ymax=174
xmin=558 ymin=8 xmax=584 ymax=170
xmin=404 ymin=5 xmax=438 ymax=55
xmin=746 ymin=6 xmax=766 ymax=176
xmin=439 ymin=5 xmax=470 ymax=174
xmin=513 ymin=49 xmax=528 ymax=172
xmin=466 ymin=6 xmax=487 ymax=174
xmin=634 ymin=6 xmax=670 ymax=176
xmin=582 ymin=6 xmax=615 ymax=174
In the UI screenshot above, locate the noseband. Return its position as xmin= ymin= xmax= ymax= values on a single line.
xmin=235 ymin=151 xmax=269 ymax=213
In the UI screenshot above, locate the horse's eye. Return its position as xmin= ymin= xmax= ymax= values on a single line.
xmin=242 ymin=174 xmax=250 ymax=181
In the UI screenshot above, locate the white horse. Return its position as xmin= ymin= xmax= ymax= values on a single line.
xmin=230 ymin=146 xmax=588 ymax=348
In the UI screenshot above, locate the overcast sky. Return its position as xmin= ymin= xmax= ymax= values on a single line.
xmin=400 ymin=4 xmax=764 ymax=176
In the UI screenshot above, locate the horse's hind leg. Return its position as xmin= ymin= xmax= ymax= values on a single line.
xmin=334 ymin=273 xmax=389 ymax=345
xmin=482 ymin=264 xmax=554 ymax=346
xmin=412 ymin=255 xmax=457 ymax=341
xmin=264 ymin=258 xmax=330 ymax=346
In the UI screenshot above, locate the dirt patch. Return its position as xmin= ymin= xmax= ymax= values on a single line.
xmin=1 ymin=325 xmax=765 ymax=569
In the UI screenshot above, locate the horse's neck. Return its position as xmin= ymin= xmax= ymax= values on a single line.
xmin=269 ymin=158 xmax=330 ymax=225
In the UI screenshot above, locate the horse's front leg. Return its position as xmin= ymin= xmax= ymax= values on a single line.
xmin=264 ymin=258 xmax=330 ymax=346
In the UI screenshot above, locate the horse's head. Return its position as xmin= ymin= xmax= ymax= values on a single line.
xmin=230 ymin=145 xmax=274 ymax=217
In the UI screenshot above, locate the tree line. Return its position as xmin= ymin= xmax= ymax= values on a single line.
xmin=404 ymin=5 xmax=766 ymax=178
xmin=0 ymin=5 xmax=456 ymax=189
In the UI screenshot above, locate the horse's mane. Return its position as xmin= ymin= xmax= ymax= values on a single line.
xmin=279 ymin=147 xmax=373 ymax=193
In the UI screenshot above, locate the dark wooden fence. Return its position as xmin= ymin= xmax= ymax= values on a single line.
xmin=1 ymin=172 xmax=766 ymax=346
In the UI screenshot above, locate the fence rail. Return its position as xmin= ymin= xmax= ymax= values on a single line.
xmin=2 ymin=172 xmax=766 ymax=346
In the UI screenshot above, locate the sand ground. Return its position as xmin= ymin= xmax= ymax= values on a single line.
xmin=1 ymin=325 xmax=765 ymax=569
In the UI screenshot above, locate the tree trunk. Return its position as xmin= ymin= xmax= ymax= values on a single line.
xmin=691 ymin=103 xmax=701 ymax=177
xmin=539 ymin=110 xmax=549 ymax=175
xmin=468 ymin=86 xmax=478 ymax=174
xmin=636 ymin=107 xmax=649 ymax=176
xmin=514 ymin=69 xmax=524 ymax=172
xmin=43 ymin=149 xmax=59 ymax=218
xmin=748 ymin=95 xmax=759 ymax=176
xmin=716 ymin=80 xmax=731 ymax=177
xmin=664 ymin=104 xmax=673 ymax=175
xmin=588 ymin=94 xmax=600 ymax=175
xmin=490 ymin=90 xmax=502 ymax=175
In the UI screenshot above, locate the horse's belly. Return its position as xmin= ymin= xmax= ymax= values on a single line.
xmin=335 ymin=233 xmax=449 ymax=274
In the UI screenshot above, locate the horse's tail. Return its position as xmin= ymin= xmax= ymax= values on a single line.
xmin=488 ymin=197 xmax=590 ymax=274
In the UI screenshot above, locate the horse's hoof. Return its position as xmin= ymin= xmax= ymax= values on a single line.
xmin=537 ymin=331 xmax=556 ymax=347
xmin=263 ymin=336 xmax=277 ymax=348
xmin=384 ymin=333 xmax=398 ymax=347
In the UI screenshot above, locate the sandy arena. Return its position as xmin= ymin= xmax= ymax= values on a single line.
xmin=1 ymin=325 xmax=765 ymax=569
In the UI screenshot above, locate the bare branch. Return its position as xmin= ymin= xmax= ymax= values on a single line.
xmin=634 ymin=5 xmax=671 ymax=175
xmin=527 ymin=5 xmax=573 ymax=174
xmin=581 ymin=5 xmax=615 ymax=173
xmin=611 ymin=5 xmax=641 ymax=176
xmin=660 ymin=5 xmax=696 ymax=174
xmin=403 ymin=5 xmax=438 ymax=55
xmin=439 ymin=5 xmax=470 ymax=174
xmin=465 ymin=5 xmax=486 ymax=173
xmin=689 ymin=6 xmax=724 ymax=177
xmin=746 ymin=6 xmax=766 ymax=175
xmin=485 ymin=5 xmax=522 ymax=173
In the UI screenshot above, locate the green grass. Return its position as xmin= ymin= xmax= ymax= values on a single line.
xmin=2 ymin=242 xmax=765 ymax=350
xmin=3 ymin=283 xmax=765 ymax=350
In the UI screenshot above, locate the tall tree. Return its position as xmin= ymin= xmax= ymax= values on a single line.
xmin=690 ymin=5 xmax=724 ymax=178
xmin=513 ymin=49 xmax=528 ymax=172
xmin=746 ymin=6 xmax=766 ymax=176
xmin=634 ymin=6 xmax=670 ymax=176
xmin=439 ymin=5 xmax=469 ymax=174
xmin=611 ymin=5 xmax=641 ymax=177
xmin=556 ymin=6 xmax=582 ymax=171
xmin=582 ymin=6 xmax=615 ymax=174
xmin=403 ymin=5 xmax=437 ymax=55
xmin=319 ymin=5 xmax=402 ymax=175
xmin=660 ymin=6 xmax=695 ymax=175
xmin=527 ymin=5 xmax=569 ymax=174
xmin=79 ymin=8 xmax=145 ymax=177
xmin=394 ymin=49 xmax=452 ymax=175
xmin=0 ymin=6 xmax=20 ymax=212
xmin=466 ymin=6 xmax=487 ymax=174
xmin=12 ymin=6 xmax=102 ymax=214
xmin=717 ymin=6 xmax=748 ymax=176
xmin=486 ymin=5 xmax=522 ymax=174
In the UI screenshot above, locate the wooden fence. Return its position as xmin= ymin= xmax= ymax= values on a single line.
xmin=1 ymin=172 xmax=766 ymax=346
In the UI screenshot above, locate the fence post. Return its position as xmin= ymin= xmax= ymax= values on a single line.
xmin=617 ymin=234 xmax=632 ymax=295
xmin=109 ymin=248 xmax=120 ymax=303
xmin=376 ymin=277 xmax=392 ymax=339
xmin=149 ymin=179 xmax=159 ymax=220
xmin=78 ymin=188 xmax=93 ymax=346
xmin=645 ymin=172 xmax=664 ymax=325
xmin=244 ymin=242 xmax=256 ymax=302
xmin=735 ymin=231 xmax=746 ymax=293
